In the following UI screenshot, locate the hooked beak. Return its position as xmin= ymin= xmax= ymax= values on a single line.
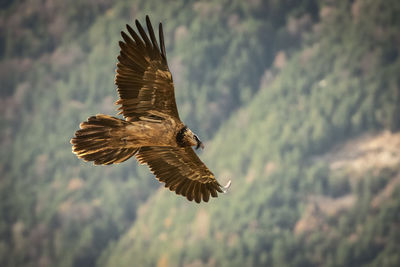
xmin=194 ymin=135 xmax=204 ymax=150
xmin=196 ymin=141 xmax=204 ymax=150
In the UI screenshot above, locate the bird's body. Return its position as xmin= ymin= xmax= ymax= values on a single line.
xmin=111 ymin=115 xmax=182 ymax=148
xmin=71 ymin=16 xmax=230 ymax=203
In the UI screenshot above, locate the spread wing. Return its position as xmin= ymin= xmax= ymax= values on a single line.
xmin=136 ymin=146 xmax=230 ymax=203
xmin=115 ymin=15 xmax=179 ymax=121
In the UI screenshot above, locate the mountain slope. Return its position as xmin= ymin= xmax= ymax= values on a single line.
xmin=1 ymin=1 xmax=324 ymax=267
xmin=99 ymin=1 xmax=400 ymax=266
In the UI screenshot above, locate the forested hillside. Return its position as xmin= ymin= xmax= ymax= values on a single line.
xmin=1 ymin=0 xmax=399 ymax=267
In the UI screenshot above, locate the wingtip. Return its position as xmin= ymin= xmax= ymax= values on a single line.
xmin=158 ymin=21 xmax=163 ymax=31
xmin=134 ymin=19 xmax=140 ymax=29
xmin=126 ymin=24 xmax=133 ymax=32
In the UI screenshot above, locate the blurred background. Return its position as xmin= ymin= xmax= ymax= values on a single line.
xmin=1 ymin=0 xmax=400 ymax=266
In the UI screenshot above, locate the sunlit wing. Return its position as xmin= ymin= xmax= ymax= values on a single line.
xmin=136 ymin=146 xmax=230 ymax=203
xmin=115 ymin=15 xmax=180 ymax=120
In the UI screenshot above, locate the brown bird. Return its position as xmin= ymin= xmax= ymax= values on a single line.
xmin=71 ymin=16 xmax=231 ymax=203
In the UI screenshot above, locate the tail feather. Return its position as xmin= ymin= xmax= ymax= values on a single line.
xmin=71 ymin=114 xmax=138 ymax=165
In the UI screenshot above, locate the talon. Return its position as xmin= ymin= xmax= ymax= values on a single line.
xmin=221 ymin=180 xmax=231 ymax=193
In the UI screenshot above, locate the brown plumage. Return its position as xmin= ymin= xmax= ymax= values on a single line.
xmin=71 ymin=16 xmax=230 ymax=203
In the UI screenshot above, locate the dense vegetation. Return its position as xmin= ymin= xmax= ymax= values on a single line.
xmin=1 ymin=0 xmax=399 ymax=266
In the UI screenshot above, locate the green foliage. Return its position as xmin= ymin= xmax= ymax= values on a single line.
xmin=1 ymin=0 xmax=400 ymax=267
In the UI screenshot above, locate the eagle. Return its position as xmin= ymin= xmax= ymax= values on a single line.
xmin=71 ymin=16 xmax=231 ymax=203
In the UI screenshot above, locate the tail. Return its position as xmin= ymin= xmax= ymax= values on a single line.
xmin=71 ymin=114 xmax=139 ymax=165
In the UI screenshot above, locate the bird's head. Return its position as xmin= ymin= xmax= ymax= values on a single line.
xmin=176 ymin=126 xmax=204 ymax=150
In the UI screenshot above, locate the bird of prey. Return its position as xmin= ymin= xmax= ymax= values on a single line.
xmin=71 ymin=16 xmax=231 ymax=203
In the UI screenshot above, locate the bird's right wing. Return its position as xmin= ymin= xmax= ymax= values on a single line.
xmin=115 ymin=16 xmax=180 ymax=121
xmin=136 ymin=146 xmax=231 ymax=203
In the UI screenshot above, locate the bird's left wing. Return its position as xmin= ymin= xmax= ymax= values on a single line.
xmin=136 ymin=146 xmax=230 ymax=203
xmin=115 ymin=16 xmax=180 ymax=121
